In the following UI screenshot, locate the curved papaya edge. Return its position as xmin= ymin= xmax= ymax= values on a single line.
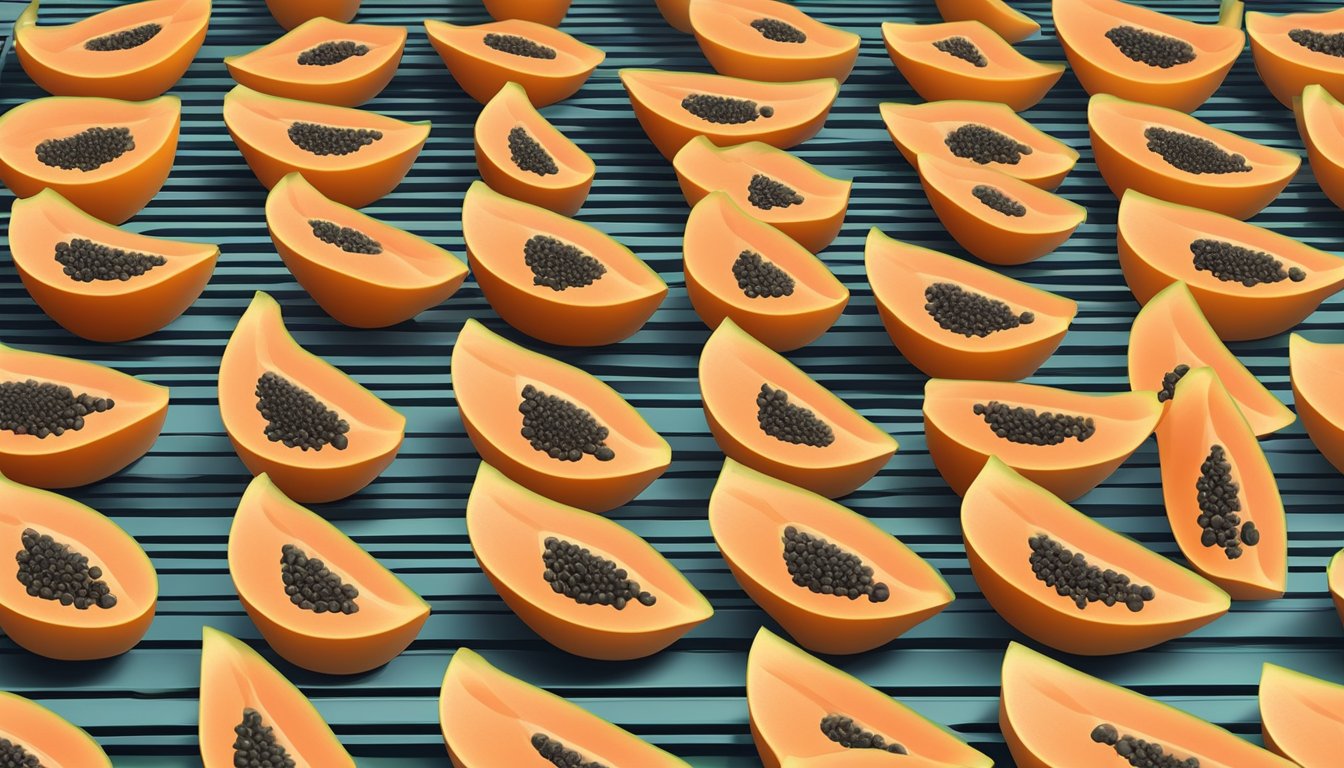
xmin=264 ymin=0 xmax=360 ymax=30
xmin=1330 ymin=549 xmax=1344 ymax=627
xmin=1295 ymin=84 xmax=1344 ymax=209
xmin=1290 ymin=333 xmax=1344 ymax=476
xmin=1248 ymin=8 xmax=1344 ymax=109
xmin=688 ymin=0 xmax=861 ymax=83
xmin=0 ymin=690 xmax=111 ymax=766
xmin=474 ymin=81 xmax=595 ymax=216
xmin=423 ymin=18 xmax=604 ymax=107
xmin=934 ymin=0 xmax=1040 ymax=43
xmin=1259 ymin=662 xmax=1344 ymax=766
xmin=224 ymin=17 xmax=408 ymax=107
xmin=482 ymin=0 xmax=573 ymax=26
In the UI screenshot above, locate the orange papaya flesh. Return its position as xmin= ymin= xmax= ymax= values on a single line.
xmin=673 ymin=135 xmax=850 ymax=253
xmin=935 ymin=0 xmax=1039 ymax=43
xmin=710 ymin=460 xmax=951 ymax=655
xmin=266 ymin=173 xmax=467 ymax=328
xmin=264 ymin=0 xmax=359 ymax=31
xmin=0 ymin=691 xmax=111 ymax=767
xmin=483 ymin=0 xmax=571 ymax=26
xmin=1249 ymin=8 xmax=1344 ymax=109
xmin=1289 ymin=333 xmax=1344 ymax=476
xmin=688 ymin=0 xmax=861 ymax=83
xmin=683 ymin=192 xmax=848 ymax=352
xmin=461 ymin=181 xmax=665 ymax=347
xmin=1259 ymin=663 xmax=1344 ymax=768
xmin=1295 ymin=84 xmax=1344 ymax=209
xmin=656 ymin=0 xmax=694 ymax=33
xmin=424 ymin=19 xmax=603 ymax=107
xmin=225 ymin=17 xmax=406 ymax=107
xmin=475 ymin=81 xmax=595 ymax=216
xmin=882 ymin=21 xmax=1064 ymax=112
xmin=217 ymin=292 xmax=405 ymax=503
xmin=450 ymin=318 xmax=670 ymax=513
xmin=781 ymin=756 xmax=951 ymax=768
xmin=1331 ymin=549 xmax=1344 ymax=626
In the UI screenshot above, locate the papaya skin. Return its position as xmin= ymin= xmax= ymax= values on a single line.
xmin=883 ymin=20 xmax=1064 ymax=111
xmin=225 ymin=17 xmax=406 ymax=107
xmin=935 ymin=0 xmax=1040 ymax=43
xmin=688 ymin=0 xmax=860 ymax=83
xmin=0 ymin=691 xmax=112 ymax=767
xmin=1290 ymin=333 xmax=1344 ymax=476
xmin=424 ymin=19 xmax=604 ymax=107
xmin=1249 ymin=8 xmax=1344 ymax=109
xmin=474 ymin=82 xmax=595 ymax=216
xmin=264 ymin=0 xmax=359 ymax=30
xmin=482 ymin=0 xmax=572 ymax=26
xmin=1259 ymin=663 xmax=1344 ymax=768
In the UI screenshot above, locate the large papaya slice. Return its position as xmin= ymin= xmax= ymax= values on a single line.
xmin=1296 ymin=84 xmax=1344 ymax=209
xmin=451 ymin=318 xmax=670 ymax=512
xmin=424 ymin=19 xmax=604 ymax=107
xmin=935 ymin=0 xmax=1039 ymax=43
xmin=264 ymin=0 xmax=358 ymax=31
xmin=482 ymin=0 xmax=571 ymax=27
xmin=700 ymin=319 xmax=898 ymax=498
xmin=710 ymin=460 xmax=951 ymax=654
xmin=475 ymin=81 xmax=594 ymax=216
xmin=222 ymin=84 xmax=429 ymax=208
xmin=0 ymin=95 xmax=178 ymax=224
xmin=0 ymin=341 xmax=168 ymax=488
xmin=1259 ymin=663 xmax=1344 ymax=768
xmin=228 ymin=473 xmax=428 ymax=674
xmin=199 ymin=626 xmax=355 ymax=768
xmin=467 ymin=462 xmax=711 ymax=659
xmin=439 ymin=647 xmax=689 ymax=767
xmin=882 ymin=21 xmax=1064 ymax=111
xmin=1001 ymin=641 xmax=1296 ymax=768
xmin=620 ymin=69 xmax=840 ymax=160
xmin=218 ymin=291 xmax=405 ymax=503
xmin=266 ymin=173 xmax=467 ymax=328
xmin=0 ymin=691 xmax=111 ymax=767
xmin=461 ymin=181 xmax=665 ymax=346
xmin=1291 ymin=333 xmax=1344 ymax=474
xmin=683 ymin=191 xmax=848 ymax=351
xmin=1089 ymin=93 xmax=1301 ymax=220
xmin=225 ymin=17 xmax=406 ymax=107
xmin=1249 ymin=8 xmax=1344 ymax=108
xmin=688 ymin=0 xmax=861 ymax=83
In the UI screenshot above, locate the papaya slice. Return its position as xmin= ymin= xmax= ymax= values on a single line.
xmin=1296 ymin=84 xmax=1344 ymax=209
xmin=482 ymin=0 xmax=571 ymax=27
xmin=225 ymin=17 xmax=406 ymax=107
xmin=218 ymin=291 xmax=405 ymax=503
xmin=266 ymin=173 xmax=467 ymax=328
xmin=467 ymin=462 xmax=712 ymax=659
xmin=423 ymin=19 xmax=604 ymax=107
xmin=222 ymin=84 xmax=429 ymax=208
xmin=1291 ymin=333 xmax=1344 ymax=475
xmin=673 ymin=136 xmax=850 ymax=253
xmin=915 ymin=153 xmax=1086 ymax=266
xmin=1259 ymin=663 xmax=1344 ymax=768
xmin=199 ymin=626 xmax=354 ymax=768
xmin=1001 ymin=641 xmax=1296 ymax=768
xmin=0 ymin=691 xmax=111 ymax=767
xmin=683 ymin=192 xmax=848 ymax=352
xmin=688 ymin=0 xmax=861 ymax=83
xmin=475 ymin=81 xmax=595 ymax=216
xmin=781 ymin=756 xmax=950 ymax=768
xmin=1332 ymin=549 xmax=1344 ymax=625
xmin=620 ymin=69 xmax=840 ymax=160
xmin=451 ymin=318 xmax=670 ymax=512
xmin=710 ymin=460 xmax=951 ymax=655
xmin=462 ymin=181 xmax=665 ymax=346
xmin=0 ymin=94 xmax=179 ymax=224
xmin=656 ymin=0 xmax=694 ymax=33
xmin=439 ymin=647 xmax=690 ymax=767
xmin=882 ymin=21 xmax=1064 ymax=112
xmin=923 ymin=378 xmax=1160 ymax=500
xmin=0 ymin=341 xmax=168 ymax=488
xmin=264 ymin=0 xmax=358 ymax=31
xmin=228 ymin=473 xmax=429 ymax=674
xmin=1089 ymin=93 xmax=1301 ymax=220
xmin=700 ymin=319 xmax=898 ymax=498
xmin=935 ymin=0 xmax=1039 ymax=43
xmin=1249 ymin=8 xmax=1344 ymax=108
xmin=9 ymin=188 xmax=219 ymax=342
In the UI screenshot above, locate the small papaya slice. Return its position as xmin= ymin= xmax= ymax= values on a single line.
xmin=0 ymin=94 xmax=179 ymax=224
xmin=710 ymin=460 xmax=951 ymax=655
xmin=424 ymin=19 xmax=604 ymax=107
xmin=1259 ymin=663 xmax=1344 ymax=768
xmin=0 ymin=691 xmax=111 ymax=767
xmin=1296 ymin=84 xmax=1344 ymax=209
xmin=882 ymin=21 xmax=1064 ymax=112
xmin=700 ymin=319 xmax=897 ymax=498
xmin=656 ymin=0 xmax=694 ymax=33
xmin=228 ymin=473 xmax=428 ymax=674
xmin=225 ymin=17 xmax=406 ymax=107
xmin=1001 ymin=641 xmax=1296 ymax=768
xmin=915 ymin=153 xmax=1086 ymax=266
xmin=439 ymin=647 xmax=689 ymax=767
xmin=620 ymin=69 xmax=840 ymax=160
xmin=781 ymin=756 xmax=950 ymax=768
xmin=218 ymin=291 xmax=405 ymax=503
xmin=923 ymin=378 xmax=1160 ymax=500
xmin=936 ymin=0 xmax=1038 ymax=42
xmin=199 ymin=626 xmax=354 ymax=768
xmin=688 ymin=0 xmax=861 ymax=83
xmin=266 ymin=173 xmax=467 ymax=328
xmin=1089 ymin=93 xmax=1301 ymax=220
xmin=673 ymin=136 xmax=850 ymax=253
xmin=1291 ymin=333 xmax=1344 ymax=475
xmin=475 ymin=81 xmax=595 ymax=216
xmin=1249 ymin=8 xmax=1344 ymax=109
xmin=482 ymin=0 xmax=571 ymax=27
xmin=1332 ymin=549 xmax=1344 ymax=625
xmin=222 ymin=84 xmax=429 ymax=208
xmin=462 ymin=181 xmax=665 ymax=346
xmin=683 ymin=192 xmax=848 ymax=352
xmin=451 ymin=318 xmax=670 ymax=512
xmin=0 ymin=341 xmax=168 ymax=488
xmin=264 ymin=0 xmax=358 ymax=31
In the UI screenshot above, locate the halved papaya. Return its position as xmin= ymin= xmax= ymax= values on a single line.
xmin=264 ymin=0 xmax=358 ymax=31
xmin=700 ymin=319 xmax=898 ymax=498
xmin=683 ymin=192 xmax=848 ymax=351
xmin=1291 ymin=333 xmax=1344 ymax=475
xmin=673 ymin=136 xmax=850 ymax=253
xmin=424 ymin=19 xmax=604 ymax=107
xmin=225 ymin=17 xmax=406 ymax=107
xmin=221 ymin=84 xmax=429 ymax=208
xmin=688 ymin=0 xmax=861 ymax=83
xmin=923 ymin=378 xmax=1161 ymax=500
xmin=1089 ymin=93 xmax=1301 ymax=220
xmin=1156 ymin=367 xmax=1286 ymax=600
xmin=655 ymin=0 xmax=694 ymax=33
xmin=1001 ymin=641 xmax=1296 ymax=768
xmin=451 ymin=318 xmax=670 ymax=512
xmin=0 ymin=341 xmax=168 ymax=488
xmin=199 ymin=626 xmax=354 ymax=768
xmin=1249 ymin=8 xmax=1344 ymax=108
xmin=935 ymin=0 xmax=1039 ymax=43
xmin=1259 ymin=663 xmax=1344 ymax=768
xmin=710 ymin=460 xmax=951 ymax=655
xmin=439 ymin=647 xmax=690 ymax=767
xmin=915 ymin=153 xmax=1086 ymax=265
xmin=266 ymin=173 xmax=467 ymax=328
xmin=882 ymin=21 xmax=1064 ymax=112
xmin=0 ymin=691 xmax=110 ymax=767
xmin=1331 ymin=549 xmax=1344 ymax=625
xmin=482 ymin=0 xmax=571 ymax=27
xmin=467 ymin=462 xmax=711 ymax=659
xmin=0 ymin=94 xmax=179 ymax=224
xmin=228 ymin=472 xmax=428 ymax=674
xmin=1296 ymin=84 xmax=1344 ymax=209
xmin=218 ymin=292 xmax=405 ymax=503
xmin=475 ymin=81 xmax=595 ymax=216
xmin=620 ymin=69 xmax=840 ymax=160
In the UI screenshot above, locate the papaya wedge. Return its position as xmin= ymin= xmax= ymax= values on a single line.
xmin=781 ymin=756 xmax=951 ymax=768
xmin=424 ymin=18 xmax=603 ymax=106
xmin=1249 ymin=8 xmax=1344 ymax=108
xmin=482 ymin=0 xmax=572 ymax=26
xmin=1259 ymin=663 xmax=1344 ymax=768
xmin=689 ymin=0 xmax=860 ymax=83
xmin=1331 ymin=548 xmax=1344 ymax=626
xmin=264 ymin=0 xmax=358 ymax=31
xmin=475 ymin=81 xmax=595 ymax=216
xmin=656 ymin=0 xmax=694 ymax=33
xmin=935 ymin=0 xmax=1040 ymax=43
xmin=0 ymin=691 xmax=111 ymax=767
xmin=225 ymin=17 xmax=406 ymax=107
xmin=1289 ymin=333 xmax=1344 ymax=475
xmin=1295 ymin=84 xmax=1344 ymax=209
xmin=883 ymin=21 xmax=1064 ymax=111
